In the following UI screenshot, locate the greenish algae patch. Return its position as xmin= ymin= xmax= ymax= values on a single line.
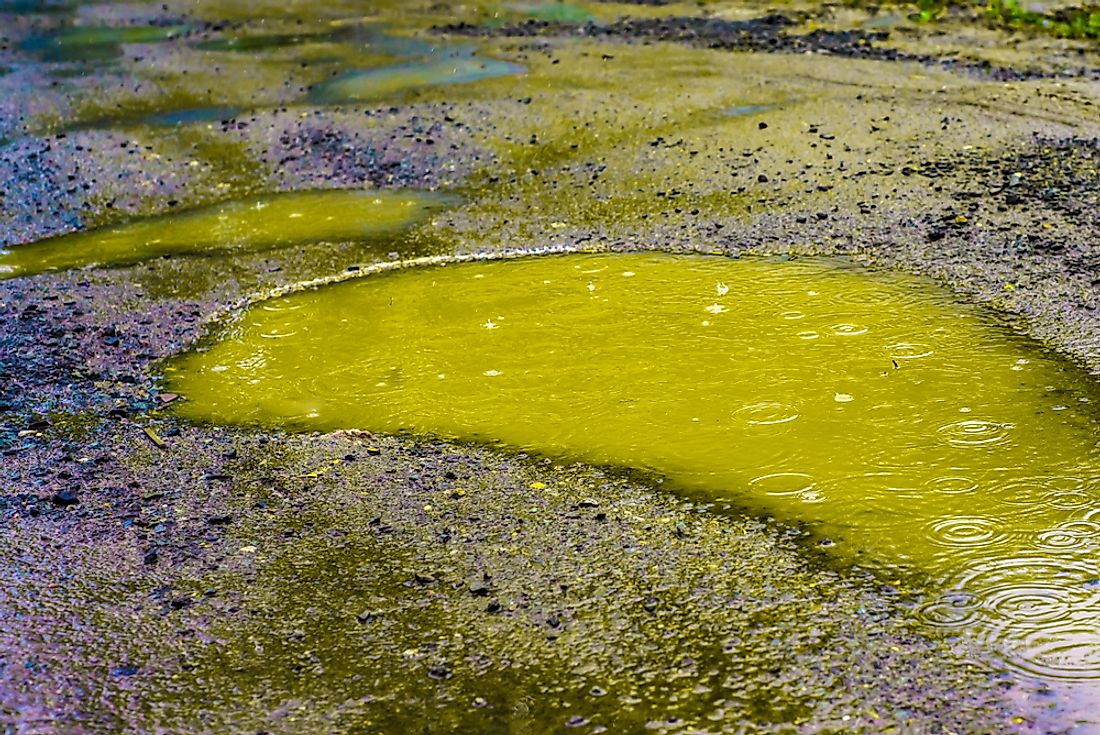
xmin=167 ymin=252 xmax=1100 ymax=682
xmin=312 ymin=54 xmax=524 ymax=103
xmin=44 ymin=409 xmax=103 ymax=440
xmin=0 ymin=189 xmax=449 ymax=279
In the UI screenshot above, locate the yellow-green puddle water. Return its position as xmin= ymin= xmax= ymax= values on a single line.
xmin=23 ymin=24 xmax=188 ymax=63
xmin=166 ymin=252 xmax=1100 ymax=684
xmin=0 ymin=189 xmax=447 ymax=279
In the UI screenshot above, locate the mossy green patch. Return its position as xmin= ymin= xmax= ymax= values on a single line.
xmin=168 ymin=252 xmax=1100 ymax=682
xmin=0 ymin=189 xmax=450 ymax=279
xmin=877 ymin=0 xmax=1100 ymax=39
xmin=987 ymin=0 xmax=1100 ymax=39
xmin=45 ymin=409 xmax=103 ymax=440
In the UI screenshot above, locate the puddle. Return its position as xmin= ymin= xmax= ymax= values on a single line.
xmin=60 ymin=27 xmax=448 ymax=130
xmin=863 ymin=11 xmax=913 ymax=30
xmin=22 ymin=24 xmax=188 ymax=63
xmin=0 ymin=1 xmax=73 ymax=14
xmin=724 ymin=104 xmax=773 ymax=118
xmin=312 ymin=53 xmax=524 ymax=104
xmin=166 ymin=251 xmax=1100 ymax=686
xmin=194 ymin=30 xmax=344 ymax=53
xmin=142 ymin=105 xmax=242 ymax=127
xmin=506 ymin=1 xmax=594 ymax=23
xmin=193 ymin=25 xmax=436 ymax=58
xmin=0 ymin=189 xmax=448 ymax=279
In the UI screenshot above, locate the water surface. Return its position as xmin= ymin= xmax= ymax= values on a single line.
xmin=312 ymin=54 xmax=524 ymax=103
xmin=23 ymin=24 xmax=187 ymax=63
xmin=507 ymin=1 xmax=594 ymax=23
xmin=0 ymin=189 xmax=447 ymax=279
xmin=167 ymin=252 xmax=1100 ymax=684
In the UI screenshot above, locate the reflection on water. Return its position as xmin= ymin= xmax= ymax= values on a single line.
xmin=724 ymin=104 xmax=773 ymax=117
xmin=312 ymin=53 xmax=524 ymax=103
xmin=22 ymin=24 xmax=188 ymax=63
xmin=167 ymin=252 xmax=1100 ymax=687
xmin=192 ymin=23 xmax=439 ymax=58
xmin=506 ymin=1 xmax=594 ymax=23
xmin=36 ymin=17 xmax=519 ymax=132
xmin=142 ymin=105 xmax=242 ymax=126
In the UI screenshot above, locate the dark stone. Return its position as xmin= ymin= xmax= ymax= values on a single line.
xmin=50 ymin=489 xmax=79 ymax=507
xmin=169 ymin=596 xmax=192 ymax=610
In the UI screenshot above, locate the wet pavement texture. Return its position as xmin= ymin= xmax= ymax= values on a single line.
xmin=3 ymin=0 xmax=1100 ymax=733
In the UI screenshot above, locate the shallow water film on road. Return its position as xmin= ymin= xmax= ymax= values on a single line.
xmin=313 ymin=54 xmax=525 ymax=104
xmin=169 ymin=252 xmax=1100 ymax=685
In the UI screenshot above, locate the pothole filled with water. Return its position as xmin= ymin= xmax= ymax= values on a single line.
xmin=165 ymin=252 xmax=1100 ymax=686
xmin=0 ymin=189 xmax=449 ymax=279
